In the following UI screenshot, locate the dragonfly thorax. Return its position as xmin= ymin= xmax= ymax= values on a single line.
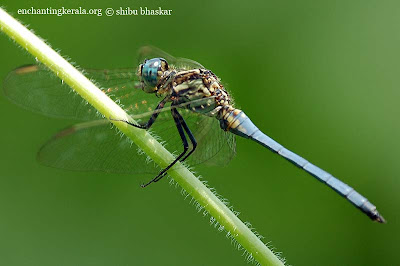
xmin=170 ymin=68 xmax=234 ymax=117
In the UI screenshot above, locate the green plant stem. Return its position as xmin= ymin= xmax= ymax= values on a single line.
xmin=0 ymin=8 xmax=284 ymax=266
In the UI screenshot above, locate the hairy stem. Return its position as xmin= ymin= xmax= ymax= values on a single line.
xmin=0 ymin=8 xmax=284 ymax=266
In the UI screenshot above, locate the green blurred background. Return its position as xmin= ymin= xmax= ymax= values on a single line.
xmin=0 ymin=0 xmax=399 ymax=265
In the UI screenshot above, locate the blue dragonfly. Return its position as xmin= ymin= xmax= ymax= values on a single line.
xmin=3 ymin=46 xmax=385 ymax=223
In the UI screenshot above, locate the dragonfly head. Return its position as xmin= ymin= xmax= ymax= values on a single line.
xmin=138 ymin=58 xmax=169 ymax=93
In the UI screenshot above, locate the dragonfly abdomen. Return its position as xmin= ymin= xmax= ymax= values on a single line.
xmin=218 ymin=107 xmax=385 ymax=223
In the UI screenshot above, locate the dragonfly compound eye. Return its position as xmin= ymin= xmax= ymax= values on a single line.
xmin=141 ymin=58 xmax=169 ymax=90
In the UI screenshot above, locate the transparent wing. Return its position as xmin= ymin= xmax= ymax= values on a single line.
xmin=38 ymin=114 xmax=236 ymax=174
xmin=37 ymin=120 xmax=158 ymax=174
xmin=138 ymin=46 xmax=205 ymax=70
xmin=2 ymin=64 xmax=160 ymax=120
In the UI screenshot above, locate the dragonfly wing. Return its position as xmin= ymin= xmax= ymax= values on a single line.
xmin=189 ymin=114 xmax=236 ymax=166
xmin=38 ymin=119 xmax=158 ymax=174
xmin=38 ymin=103 xmax=235 ymax=174
xmin=38 ymin=115 xmax=235 ymax=174
xmin=138 ymin=46 xmax=205 ymax=70
xmin=3 ymin=64 xmax=161 ymax=120
xmin=4 ymin=65 xmax=97 ymax=119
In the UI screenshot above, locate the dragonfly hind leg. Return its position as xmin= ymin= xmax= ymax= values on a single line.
xmin=110 ymin=97 xmax=197 ymax=187
xmin=174 ymin=108 xmax=197 ymax=163
xmin=141 ymin=108 xmax=197 ymax=187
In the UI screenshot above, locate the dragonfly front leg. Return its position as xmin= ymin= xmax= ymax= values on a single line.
xmin=141 ymin=108 xmax=191 ymax=187
xmin=110 ymin=97 xmax=168 ymax=129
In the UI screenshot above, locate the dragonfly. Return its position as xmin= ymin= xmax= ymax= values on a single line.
xmin=3 ymin=46 xmax=385 ymax=223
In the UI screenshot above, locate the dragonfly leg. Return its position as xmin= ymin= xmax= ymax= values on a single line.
xmin=141 ymin=108 xmax=189 ymax=188
xmin=172 ymin=108 xmax=197 ymax=163
xmin=151 ymin=108 xmax=198 ymax=182
xmin=110 ymin=97 xmax=168 ymax=129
